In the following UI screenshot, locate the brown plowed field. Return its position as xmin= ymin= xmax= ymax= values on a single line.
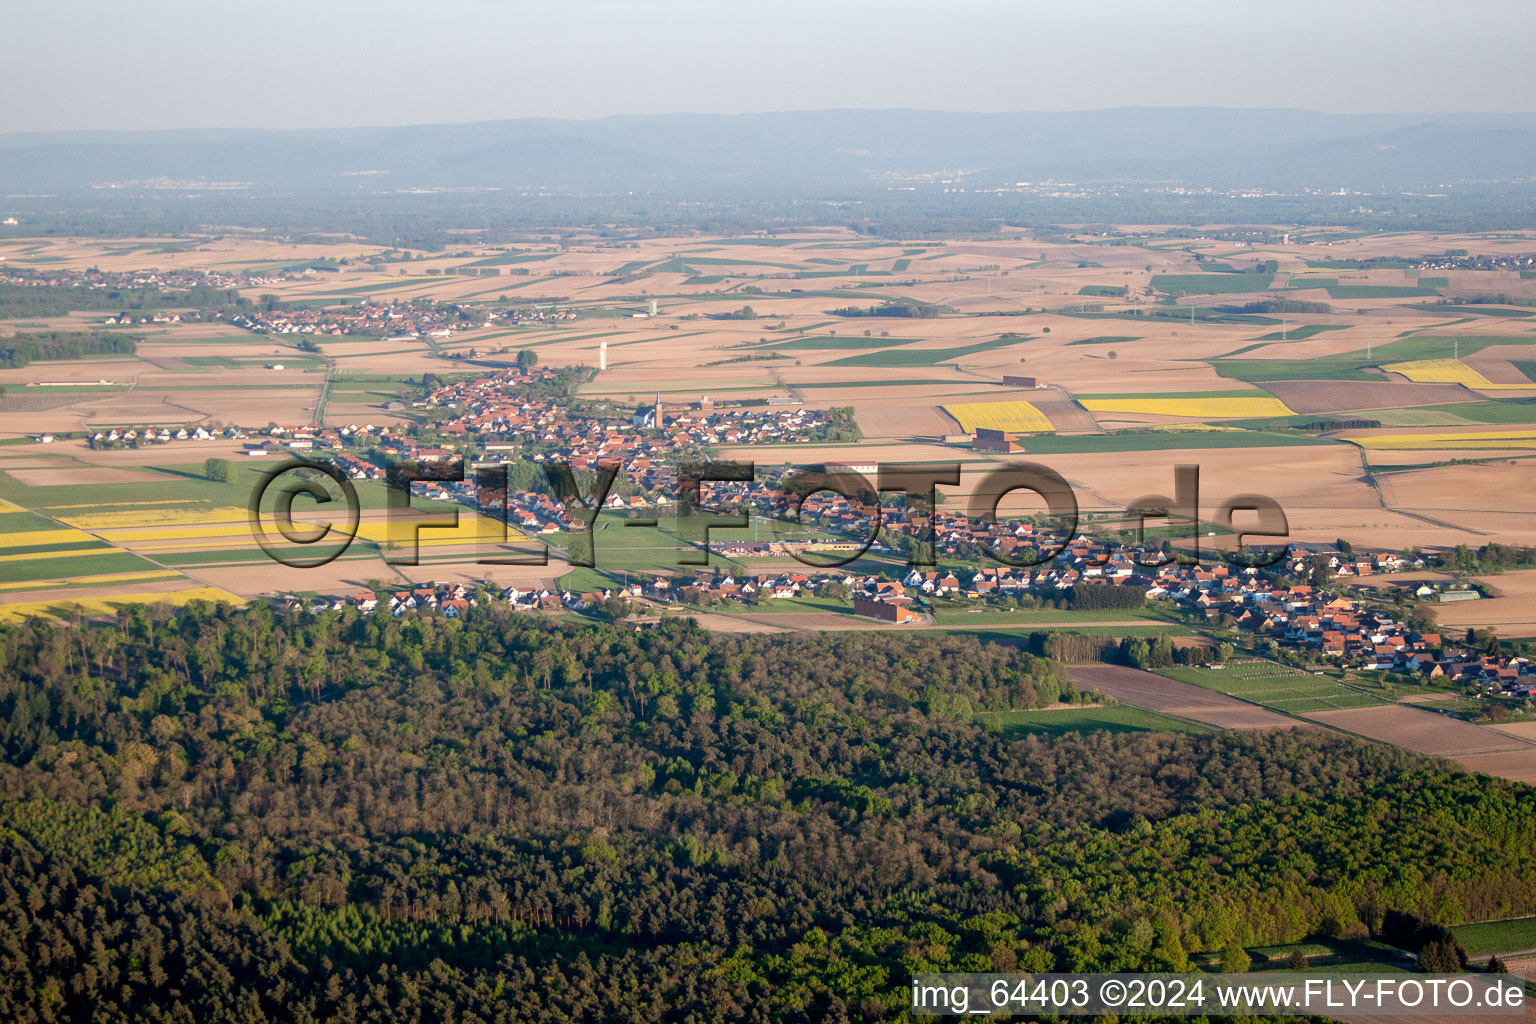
xmin=1030 ymin=389 xmax=1101 ymax=432
xmin=1301 ymin=704 xmax=1528 ymax=754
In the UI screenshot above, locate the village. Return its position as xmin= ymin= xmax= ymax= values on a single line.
xmin=44 ymin=361 xmax=1536 ymax=702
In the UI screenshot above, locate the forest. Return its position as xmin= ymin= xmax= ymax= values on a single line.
xmin=0 ymin=602 xmax=1531 ymax=1022
xmin=0 ymin=331 xmax=138 ymax=369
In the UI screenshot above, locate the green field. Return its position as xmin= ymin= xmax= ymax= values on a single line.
xmin=1213 ymin=334 xmax=1536 ymax=385
xmin=1325 ymin=285 xmax=1440 ymax=299
xmin=1369 ymin=399 xmax=1536 ymax=426
xmin=0 ymin=550 xmax=163 ymax=585
xmin=1409 ymin=303 xmax=1533 ymax=318
xmin=1214 ymin=360 xmax=1382 ymax=383
xmin=826 ymin=335 xmax=1031 ymax=368
xmin=0 ymin=540 xmax=116 ymax=557
xmin=1250 ymin=324 xmax=1351 ymax=342
xmin=1159 ymin=662 xmax=1386 ymax=713
xmin=0 ymin=467 xmax=394 ymax=519
xmin=1343 ymin=334 xmax=1536 ymax=362
xmin=1369 ymin=407 xmax=1483 ymax=427
xmin=1451 ymin=917 xmax=1536 ymax=956
xmin=1151 ymin=273 xmax=1275 ymax=294
xmin=1066 ymin=335 xmax=1141 ymax=346
xmin=982 ymin=706 xmax=1215 ymax=737
xmin=0 ymin=509 xmax=72 ymax=533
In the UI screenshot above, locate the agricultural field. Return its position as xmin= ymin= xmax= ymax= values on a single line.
xmin=1347 ymin=428 xmax=1536 ymax=450
xmin=4 ymin=227 xmax=1536 ymax=619
xmin=1429 ymin=569 xmax=1536 ymax=638
xmin=1300 ymin=704 xmax=1536 ymax=782
xmin=1158 ymin=661 xmax=1388 ymax=714
xmin=1078 ymin=394 xmax=1294 ymax=420
xmin=1451 ymin=917 xmax=1536 ymax=956
xmin=980 ymin=705 xmax=1216 ymax=738
xmin=1065 ymin=664 xmax=1321 ymax=731
xmin=941 ymin=399 xmax=1053 ymax=433
xmin=1382 ymin=358 xmax=1533 ymax=390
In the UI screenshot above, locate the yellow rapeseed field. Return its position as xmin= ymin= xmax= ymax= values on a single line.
xmin=942 ymin=400 xmax=1054 ymax=433
xmin=0 ymin=528 xmax=96 ymax=549
xmin=1079 ymin=395 xmax=1294 ymax=418
xmin=0 ymin=586 xmax=243 ymax=623
xmin=0 ymin=546 xmax=123 ymax=565
xmin=0 ymin=569 xmax=181 ymax=591
xmin=62 ymin=506 xmax=252 ymax=530
xmin=1380 ymin=359 xmax=1531 ymax=390
xmin=1351 ymin=429 xmax=1536 ymax=450
xmin=96 ymin=523 xmax=252 ymax=544
xmin=44 ymin=499 xmax=200 ymax=510
xmin=98 ymin=511 xmax=523 ymax=549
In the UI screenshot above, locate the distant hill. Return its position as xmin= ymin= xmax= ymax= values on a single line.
xmin=4 ymin=108 xmax=1536 ymax=194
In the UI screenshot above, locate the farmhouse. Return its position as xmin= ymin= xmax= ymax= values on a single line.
xmin=852 ymin=596 xmax=920 ymax=623
xmin=973 ymin=428 xmax=1023 ymax=453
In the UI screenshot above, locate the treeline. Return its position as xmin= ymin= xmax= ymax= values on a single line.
xmin=829 ymin=302 xmax=942 ymax=318
xmin=1235 ymin=299 xmax=1332 ymax=314
xmin=1294 ymin=417 xmax=1382 ymax=431
xmin=1031 ymin=631 xmax=1230 ymax=669
xmin=0 ymin=330 xmax=139 ymax=368
xmin=0 ymin=604 xmax=1530 ymax=1021
xmin=1432 ymin=542 xmax=1536 ymax=572
xmin=1066 ymin=582 xmax=1146 ymax=611
xmin=0 ymin=281 xmax=248 ymax=319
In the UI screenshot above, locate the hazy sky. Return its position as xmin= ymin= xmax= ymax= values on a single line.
xmin=9 ymin=0 xmax=1535 ymax=132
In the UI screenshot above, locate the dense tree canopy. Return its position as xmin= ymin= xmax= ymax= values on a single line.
xmin=0 ymin=604 xmax=1529 ymax=1022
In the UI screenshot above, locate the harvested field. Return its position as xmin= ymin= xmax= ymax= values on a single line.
xmin=1452 ymin=751 xmax=1536 ymax=786
xmin=1488 ymin=722 xmax=1536 ymax=742
xmin=1378 ymin=465 xmax=1534 ymax=516
xmin=1263 ymin=380 xmax=1479 ymax=414
xmin=1301 ymin=704 xmax=1531 ymax=757
xmin=855 ymin=402 xmax=967 ymax=438
xmin=7 ymin=467 xmax=160 ymax=486
xmin=1065 ymin=664 xmax=1316 ymax=731
xmin=1432 ymin=570 xmax=1536 ymax=636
